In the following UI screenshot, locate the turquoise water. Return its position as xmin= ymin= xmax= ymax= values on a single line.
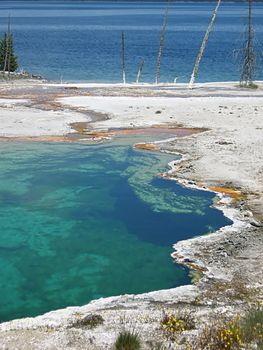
xmin=0 ymin=140 xmax=231 ymax=321
xmin=0 ymin=1 xmax=262 ymax=82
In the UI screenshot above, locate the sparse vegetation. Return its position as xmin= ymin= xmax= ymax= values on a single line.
xmin=187 ymin=308 xmax=263 ymax=350
xmin=194 ymin=316 xmax=242 ymax=350
xmin=241 ymin=307 xmax=263 ymax=349
xmin=114 ymin=330 xmax=141 ymax=350
xmin=112 ymin=308 xmax=263 ymax=349
xmin=202 ymin=275 xmax=258 ymax=302
xmin=160 ymin=310 xmax=195 ymax=342
xmin=71 ymin=313 xmax=104 ymax=329
xmin=243 ymin=82 xmax=258 ymax=89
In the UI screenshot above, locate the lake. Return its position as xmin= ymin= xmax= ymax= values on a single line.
xmin=0 ymin=1 xmax=262 ymax=83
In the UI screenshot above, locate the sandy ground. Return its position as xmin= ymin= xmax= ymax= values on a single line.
xmin=0 ymin=101 xmax=89 ymax=137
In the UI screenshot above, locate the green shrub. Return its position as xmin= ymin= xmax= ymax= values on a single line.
xmin=115 ymin=330 xmax=141 ymax=350
xmin=241 ymin=307 xmax=263 ymax=349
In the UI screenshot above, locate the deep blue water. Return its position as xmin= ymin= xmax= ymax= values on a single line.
xmin=0 ymin=141 xmax=231 ymax=321
xmin=0 ymin=1 xmax=262 ymax=83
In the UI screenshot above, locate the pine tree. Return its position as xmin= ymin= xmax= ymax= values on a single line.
xmin=0 ymin=31 xmax=18 ymax=73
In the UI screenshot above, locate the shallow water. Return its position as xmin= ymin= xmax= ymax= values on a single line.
xmin=0 ymin=1 xmax=262 ymax=83
xmin=0 ymin=140 xmax=231 ymax=321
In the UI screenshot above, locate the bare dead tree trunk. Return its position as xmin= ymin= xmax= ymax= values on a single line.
xmin=188 ymin=0 xmax=221 ymax=89
xmin=136 ymin=60 xmax=144 ymax=84
xmin=122 ymin=31 xmax=126 ymax=84
xmin=156 ymin=0 xmax=170 ymax=85
xmin=240 ymin=0 xmax=256 ymax=87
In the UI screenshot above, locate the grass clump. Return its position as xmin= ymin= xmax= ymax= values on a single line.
xmin=160 ymin=310 xmax=195 ymax=342
xmin=73 ymin=313 xmax=104 ymax=329
xmin=114 ymin=330 xmax=141 ymax=350
xmin=240 ymin=82 xmax=258 ymax=89
xmin=241 ymin=307 xmax=263 ymax=349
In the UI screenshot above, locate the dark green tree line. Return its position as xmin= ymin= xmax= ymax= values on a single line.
xmin=0 ymin=19 xmax=18 ymax=73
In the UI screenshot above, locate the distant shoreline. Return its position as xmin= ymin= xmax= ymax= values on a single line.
xmin=5 ymin=0 xmax=263 ymax=2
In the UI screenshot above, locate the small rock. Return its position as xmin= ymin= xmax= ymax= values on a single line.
xmin=250 ymin=220 xmax=263 ymax=228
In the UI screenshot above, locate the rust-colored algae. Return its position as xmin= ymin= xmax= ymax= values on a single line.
xmin=209 ymin=187 xmax=242 ymax=200
xmin=0 ymin=135 xmax=73 ymax=143
xmin=71 ymin=122 xmax=89 ymax=134
xmin=85 ymin=131 xmax=114 ymax=138
xmin=0 ymin=124 xmax=205 ymax=145
xmin=70 ymin=125 xmax=204 ymax=141
xmin=134 ymin=143 xmax=160 ymax=151
xmin=187 ymin=263 xmax=208 ymax=273
xmin=108 ymin=126 xmax=206 ymax=137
